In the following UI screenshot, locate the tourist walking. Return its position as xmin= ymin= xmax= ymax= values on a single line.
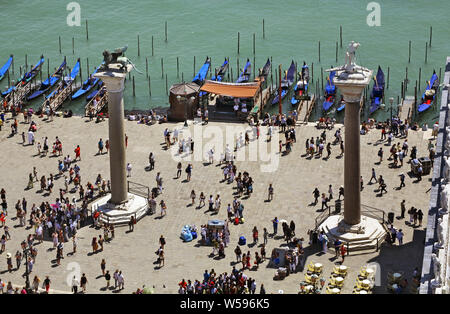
xmin=71 ymin=276 xmax=79 ymax=294
xmin=105 ymin=270 xmax=111 ymax=289
xmin=399 ymin=173 xmax=406 ymax=189
xmin=149 ymin=152 xmax=155 ymax=170
xmin=267 ymin=184 xmax=274 ymax=201
xmin=80 ymin=273 xmax=88 ymax=293
xmin=126 ymin=163 xmax=132 ymax=177
xmin=272 ymin=217 xmax=278 ymax=235
xmin=43 ymin=276 xmax=51 ymax=293
xmin=400 ymin=200 xmax=406 ymax=219
xmin=160 ymin=200 xmax=167 ymax=217
xmin=101 ymin=259 xmax=106 ymax=276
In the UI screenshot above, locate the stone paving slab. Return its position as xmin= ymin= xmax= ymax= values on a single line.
xmin=0 ymin=114 xmax=431 ymax=293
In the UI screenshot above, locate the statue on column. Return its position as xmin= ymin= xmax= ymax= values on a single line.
xmin=344 ymin=41 xmax=360 ymax=73
xmin=431 ymin=253 xmax=442 ymax=287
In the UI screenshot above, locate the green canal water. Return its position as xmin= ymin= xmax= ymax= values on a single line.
xmin=1 ymin=0 xmax=449 ymax=125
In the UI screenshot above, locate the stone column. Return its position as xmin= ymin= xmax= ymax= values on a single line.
xmin=342 ymin=92 xmax=363 ymax=225
xmin=95 ymin=65 xmax=130 ymax=205
xmin=334 ymin=81 xmax=370 ymax=225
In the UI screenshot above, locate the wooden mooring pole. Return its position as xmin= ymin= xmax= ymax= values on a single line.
xmin=429 ymin=26 xmax=432 ymax=47
xmin=165 ymin=21 xmax=168 ymax=42
xmin=176 ymin=57 xmax=179 ymax=78
xmin=132 ymin=76 xmax=135 ymax=97
xmin=318 ymin=41 xmax=321 ymax=62
xmin=418 ymin=67 xmax=421 ymax=91
xmin=161 ymin=58 xmax=164 ymax=79
xmin=59 ymin=36 xmax=62 ymax=54
xmin=408 ymin=41 xmax=411 ymax=63
xmin=152 ymin=36 xmax=154 ymax=56
xmin=237 ymin=32 xmax=240 ymax=54
xmin=148 ymin=75 xmax=151 ymax=97
xmin=165 ymin=74 xmax=168 ymax=96
xmin=86 ymin=20 xmax=89 ymax=40
xmin=425 ymin=42 xmax=428 ymax=63
xmin=340 ymin=26 xmax=342 ymax=48
xmin=387 ymin=66 xmax=390 ymax=89
xmin=146 ymin=57 xmax=148 ymax=78
xmin=72 ymin=37 xmax=74 ymax=54
xmin=263 ymin=19 xmax=265 ymax=39
xmin=137 ymin=35 xmax=140 ymax=57
xmin=335 ymin=42 xmax=338 ymax=63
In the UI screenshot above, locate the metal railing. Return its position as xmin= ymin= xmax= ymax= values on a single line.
xmin=314 ymin=205 xmax=333 ymax=230
xmin=314 ymin=202 xmax=387 ymax=230
xmin=361 ymin=204 xmax=387 ymax=225
xmin=127 ymin=181 xmax=150 ymax=199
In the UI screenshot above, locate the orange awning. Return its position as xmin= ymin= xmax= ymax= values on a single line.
xmin=200 ymin=80 xmax=261 ymax=98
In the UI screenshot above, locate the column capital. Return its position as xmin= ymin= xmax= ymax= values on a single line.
xmin=94 ymin=63 xmax=132 ymax=93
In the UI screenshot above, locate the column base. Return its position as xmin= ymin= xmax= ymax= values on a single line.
xmin=91 ymin=193 xmax=148 ymax=226
xmin=319 ymin=215 xmax=388 ymax=254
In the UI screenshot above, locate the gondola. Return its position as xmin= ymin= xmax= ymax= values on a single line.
xmin=259 ymin=58 xmax=271 ymax=79
xmin=86 ymin=81 xmax=104 ymax=101
xmin=291 ymin=62 xmax=309 ymax=106
xmin=45 ymin=59 xmax=80 ymax=101
xmin=192 ymin=56 xmax=211 ymax=86
xmin=0 ymin=55 xmax=13 ymax=81
xmin=2 ymin=55 xmax=44 ymax=97
xmin=27 ymin=57 xmax=66 ymax=101
xmin=322 ymin=71 xmax=336 ymax=111
xmin=211 ymin=58 xmax=229 ymax=82
xmin=236 ymin=59 xmax=251 ymax=83
xmin=72 ymin=64 xmax=101 ymax=100
xmin=369 ymin=66 xmax=385 ymax=114
xmin=199 ymin=58 xmax=228 ymax=97
xmin=337 ymin=95 xmax=345 ymax=112
xmin=272 ymin=60 xmax=296 ymax=105
xmin=417 ymin=71 xmax=439 ymax=113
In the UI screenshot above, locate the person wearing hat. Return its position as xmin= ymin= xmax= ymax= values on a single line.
xmin=6 ymin=253 xmax=12 ymax=272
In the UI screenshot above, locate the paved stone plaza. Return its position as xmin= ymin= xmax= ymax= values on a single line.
xmin=0 ymin=114 xmax=433 ymax=293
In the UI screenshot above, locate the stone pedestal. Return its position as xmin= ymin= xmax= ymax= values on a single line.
xmin=92 ymin=193 xmax=148 ymax=225
xmin=319 ymin=214 xmax=387 ymax=252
